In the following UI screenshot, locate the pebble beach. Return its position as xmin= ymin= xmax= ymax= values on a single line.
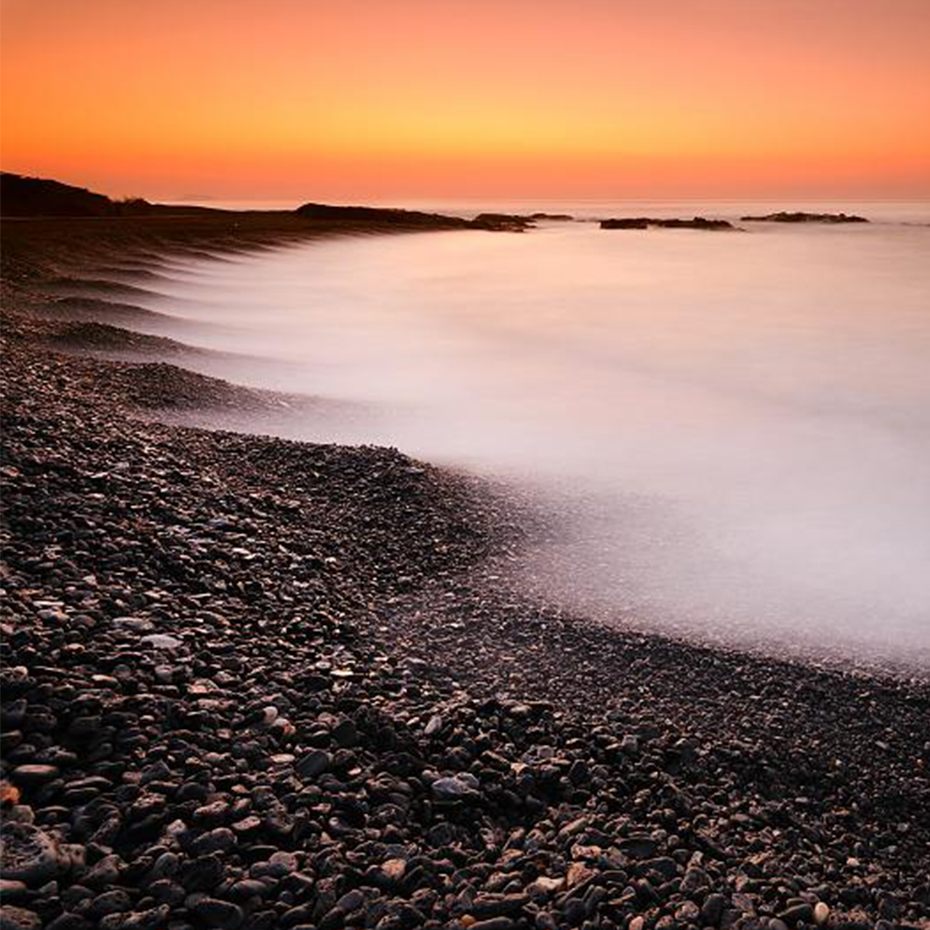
xmin=2 ymin=212 xmax=929 ymax=930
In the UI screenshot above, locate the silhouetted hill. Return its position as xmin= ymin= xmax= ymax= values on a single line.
xmin=1 ymin=172 xmax=118 ymax=217
xmin=0 ymin=172 xmax=229 ymax=218
xmin=2 ymin=172 xmax=526 ymax=230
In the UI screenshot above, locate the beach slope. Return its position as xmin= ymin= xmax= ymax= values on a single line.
xmin=2 ymin=205 xmax=929 ymax=929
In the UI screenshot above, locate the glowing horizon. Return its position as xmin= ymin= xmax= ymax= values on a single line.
xmin=2 ymin=0 xmax=928 ymax=202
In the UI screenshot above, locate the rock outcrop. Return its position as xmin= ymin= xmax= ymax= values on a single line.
xmin=471 ymin=212 xmax=536 ymax=231
xmin=295 ymin=201 xmax=472 ymax=228
xmin=740 ymin=211 xmax=868 ymax=223
xmin=600 ymin=216 xmax=736 ymax=230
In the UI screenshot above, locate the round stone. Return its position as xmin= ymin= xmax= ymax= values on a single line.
xmin=0 ymin=824 xmax=62 ymax=885
xmin=11 ymin=765 xmax=59 ymax=786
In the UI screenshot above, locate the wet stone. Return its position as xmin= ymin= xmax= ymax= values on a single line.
xmin=112 ymin=617 xmax=154 ymax=633
xmin=0 ymin=906 xmax=43 ymax=930
xmin=780 ymin=903 xmax=814 ymax=925
xmin=139 ymin=633 xmax=182 ymax=650
xmin=45 ymin=914 xmax=92 ymax=930
xmin=98 ymin=904 xmax=170 ymax=930
xmin=191 ymin=827 xmax=236 ymax=855
xmin=619 ymin=836 xmax=657 ymax=860
xmin=11 ymin=765 xmax=60 ymax=785
xmin=702 ymin=893 xmax=727 ymax=926
xmin=88 ymin=890 xmax=133 ymax=918
xmin=296 ymin=750 xmax=331 ymax=779
xmin=0 ymin=824 xmax=62 ymax=885
xmin=190 ymin=898 xmax=244 ymax=929
xmin=0 ymin=880 xmax=29 ymax=901
xmin=229 ymin=878 xmax=270 ymax=901
xmin=83 ymin=855 xmax=123 ymax=888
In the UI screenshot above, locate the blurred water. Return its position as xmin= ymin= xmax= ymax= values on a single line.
xmin=134 ymin=206 xmax=930 ymax=665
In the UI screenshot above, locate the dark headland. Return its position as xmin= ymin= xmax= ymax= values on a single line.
xmin=1 ymin=174 xmax=927 ymax=930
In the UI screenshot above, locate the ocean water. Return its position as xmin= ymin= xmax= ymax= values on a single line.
xmin=130 ymin=203 xmax=930 ymax=666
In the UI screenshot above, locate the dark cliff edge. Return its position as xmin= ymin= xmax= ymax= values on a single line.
xmin=0 ymin=172 xmax=230 ymax=218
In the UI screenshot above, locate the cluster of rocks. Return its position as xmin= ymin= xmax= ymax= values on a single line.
xmin=470 ymin=214 xmax=575 ymax=231
xmin=738 ymin=213 xmax=868 ymax=224
xmin=296 ymin=203 xmax=476 ymax=231
xmin=294 ymin=204 xmax=560 ymax=234
xmin=470 ymin=214 xmax=538 ymax=232
xmin=2 ymin=214 xmax=928 ymax=930
xmin=599 ymin=218 xmax=736 ymax=231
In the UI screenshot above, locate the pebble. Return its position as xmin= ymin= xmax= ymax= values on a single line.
xmin=381 ymin=858 xmax=406 ymax=882
xmin=0 ymin=824 xmax=62 ymax=885
xmin=139 ymin=633 xmax=182 ymax=650
xmin=112 ymin=617 xmax=154 ymax=633
xmin=190 ymin=898 xmax=244 ymax=929
xmin=431 ymin=775 xmax=477 ymax=800
xmin=295 ymin=749 xmax=331 ymax=779
xmin=10 ymin=765 xmax=59 ymax=785
xmin=0 ymin=880 xmax=29 ymax=901
xmin=0 ymin=906 xmax=42 ymax=930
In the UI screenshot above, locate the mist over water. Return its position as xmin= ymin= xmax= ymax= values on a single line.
xmin=133 ymin=205 xmax=930 ymax=666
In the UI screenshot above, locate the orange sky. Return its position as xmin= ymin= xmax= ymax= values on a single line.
xmin=2 ymin=0 xmax=929 ymax=201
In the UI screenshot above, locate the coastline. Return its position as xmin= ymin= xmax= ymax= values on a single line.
xmin=2 ymin=214 xmax=929 ymax=928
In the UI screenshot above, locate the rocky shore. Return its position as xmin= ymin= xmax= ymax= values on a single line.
xmin=2 ymin=213 xmax=929 ymax=930
xmin=738 ymin=213 xmax=868 ymax=225
xmin=599 ymin=218 xmax=736 ymax=231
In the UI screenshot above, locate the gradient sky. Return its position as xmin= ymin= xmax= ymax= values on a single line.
xmin=2 ymin=0 xmax=929 ymax=201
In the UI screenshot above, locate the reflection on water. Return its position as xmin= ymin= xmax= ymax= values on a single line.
xmin=128 ymin=207 xmax=930 ymax=665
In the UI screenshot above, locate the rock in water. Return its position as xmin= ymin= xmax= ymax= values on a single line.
xmin=740 ymin=210 xmax=868 ymax=223
xmin=601 ymin=216 xmax=735 ymax=230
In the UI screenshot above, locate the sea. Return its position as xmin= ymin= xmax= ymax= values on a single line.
xmin=130 ymin=200 xmax=930 ymax=668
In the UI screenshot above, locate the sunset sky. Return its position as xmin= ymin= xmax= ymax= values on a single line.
xmin=2 ymin=0 xmax=929 ymax=202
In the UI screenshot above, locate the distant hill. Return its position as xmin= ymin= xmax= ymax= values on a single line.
xmin=1 ymin=172 xmax=119 ymax=216
xmin=1 ymin=173 xmax=523 ymax=230
xmin=0 ymin=172 xmax=227 ymax=217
